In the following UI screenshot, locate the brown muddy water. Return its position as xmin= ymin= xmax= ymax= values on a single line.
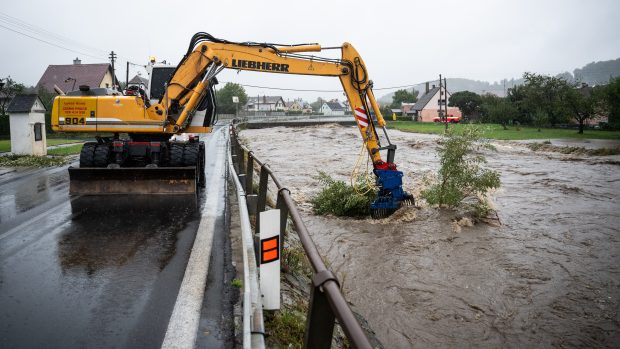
xmin=240 ymin=125 xmax=620 ymax=348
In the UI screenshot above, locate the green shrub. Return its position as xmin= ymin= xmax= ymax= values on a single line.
xmin=422 ymin=126 xmax=500 ymax=207
xmin=311 ymin=172 xmax=376 ymax=217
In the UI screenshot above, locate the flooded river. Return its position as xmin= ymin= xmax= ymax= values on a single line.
xmin=241 ymin=125 xmax=620 ymax=348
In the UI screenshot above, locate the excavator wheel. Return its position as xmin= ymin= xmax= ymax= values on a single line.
xmin=182 ymin=143 xmax=199 ymax=166
xmin=169 ymin=143 xmax=184 ymax=167
xmin=79 ymin=142 xmax=97 ymax=167
xmin=197 ymin=142 xmax=206 ymax=188
xmin=93 ymin=144 xmax=111 ymax=167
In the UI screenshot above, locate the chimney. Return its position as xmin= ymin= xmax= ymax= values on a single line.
xmin=425 ymin=82 xmax=429 ymax=94
xmin=73 ymin=57 xmax=81 ymax=65
xmin=432 ymin=84 xmax=436 ymax=89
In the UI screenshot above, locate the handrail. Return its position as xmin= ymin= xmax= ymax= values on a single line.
xmin=229 ymin=123 xmax=372 ymax=349
xmin=227 ymin=138 xmax=265 ymax=348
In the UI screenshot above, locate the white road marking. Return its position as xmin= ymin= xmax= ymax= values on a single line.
xmin=161 ymin=128 xmax=227 ymax=349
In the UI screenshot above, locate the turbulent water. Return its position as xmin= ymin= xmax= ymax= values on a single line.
xmin=241 ymin=125 xmax=620 ymax=348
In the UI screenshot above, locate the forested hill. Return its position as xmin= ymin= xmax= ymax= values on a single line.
xmin=378 ymin=57 xmax=620 ymax=104
xmin=573 ymin=58 xmax=620 ymax=85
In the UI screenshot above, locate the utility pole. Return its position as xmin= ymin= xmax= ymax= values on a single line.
xmin=109 ymin=51 xmax=117 ymax=90
xmin=126 ymin=61 xmax=129 ymax=90
xmin=444 ymin=76 xmax=449 ymax=131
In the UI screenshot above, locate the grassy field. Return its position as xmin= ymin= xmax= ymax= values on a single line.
xmin=47 ymin=144 xmax=83 ymax=156
xmin=387 ymin=121 xmax=620 ymax=140
xmin=0 ymin=138 xmax=84 ymax=152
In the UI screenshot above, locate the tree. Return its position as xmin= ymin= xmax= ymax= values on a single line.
xmin=564 ymin=84 xmax=603 ymax=134
xmin=215 ymin=83 xmax=247 ymax=114
xmin=448 ymin=91 xmax=482 ymax=118
xmin=604 ymin=77 xmax=620 ymax=128
xmin=517 ymin=73 xmax=571 ymax=126
xmin=0 ymin=76 xmax=26 ymax=117
xmin=390 ymin=88 xmax=418 ymax=109
xmin=532 ymin=109 xmax=548 ymax=132
xmin=310 ymin=97 xmax=325 ymax=112
xmin=479 ymin=94 xmax=518 ymax=129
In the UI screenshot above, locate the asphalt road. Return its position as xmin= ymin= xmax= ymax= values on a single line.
xmin=0 ymin=127 xmax=234 ymax=348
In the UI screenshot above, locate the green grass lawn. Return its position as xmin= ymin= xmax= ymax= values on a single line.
xmin=0 ymin=138 xmax=84 ymax=152
xmin=47 ymin=144 xmax=83 ymax=156
xmin=387 ymin=121 xmax=620 ymax=140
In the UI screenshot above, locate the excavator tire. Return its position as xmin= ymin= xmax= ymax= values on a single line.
xmin=169 ymin=143 xmax=184 ymax=167
xmin=182 ymin=143 xmax=199 ymax=166
xmin=197 ymin=142 xmax=205 ymax=187
xmin=79 ymin=142 xmax=97 ymax=167
xmin=93 ymin=144 xmax=111 ymax=167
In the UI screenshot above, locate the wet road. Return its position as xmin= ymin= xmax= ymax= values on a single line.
xmin=0 ymin=127 xmax=233 ymax=348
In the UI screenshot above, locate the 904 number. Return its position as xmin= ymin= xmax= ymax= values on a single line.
xmin=65 ymin=117 xmax=85 ymax=125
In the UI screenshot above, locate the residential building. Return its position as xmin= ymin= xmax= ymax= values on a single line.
xmin=411 ymin=84 xmax=462 ymax=122
xmin=320 ymin=101 xmax=345 ymax=116
xmin=37 ymin=58 xmax=118 ymax=93
xmin=245 ymin=96 xmax=286 ymax=111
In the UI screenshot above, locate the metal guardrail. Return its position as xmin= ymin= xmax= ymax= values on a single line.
xmin=229 ymin=124 xmax=372 ymax=349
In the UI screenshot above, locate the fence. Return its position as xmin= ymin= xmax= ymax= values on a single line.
xmin=229 ymin=124 xmax=372 ymax=349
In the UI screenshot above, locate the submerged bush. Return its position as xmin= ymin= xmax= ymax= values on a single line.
xmin=422 ymin=126 xmax=500 ymax=207
xmin=311 ymin=172 xmax=376 ymax=217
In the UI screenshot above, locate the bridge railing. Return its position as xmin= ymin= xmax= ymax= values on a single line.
xmin=229 ymin=124 xmax=372 ymax=349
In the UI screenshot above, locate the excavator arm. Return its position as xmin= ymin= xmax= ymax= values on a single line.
xmin=158 ymin=33 xmax=396 ymax=169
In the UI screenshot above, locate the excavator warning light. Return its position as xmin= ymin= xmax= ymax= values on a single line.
xmin=261 ymin=237 xmax=279 ymax=264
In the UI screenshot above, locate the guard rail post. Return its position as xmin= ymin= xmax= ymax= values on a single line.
xmin=246 ymin=153 xmax=254 ymax=194
xmin=304 ymin=272 xmax=337 ymax=349
xmin=255 ymin=166 xmax=270 ymax=236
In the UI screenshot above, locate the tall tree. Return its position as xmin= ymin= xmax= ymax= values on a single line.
xmin=604 ymin=77 xmax=620 ymax=128
xmin=564 ymin=84 xmax=603 ymax=134
xmin=390 ymin=89 xmax=418 ymax=109
xmin=215 ymin=83 xmax=248 ymax=114
xmin=448 ymin=91 xmax=482 ymax=118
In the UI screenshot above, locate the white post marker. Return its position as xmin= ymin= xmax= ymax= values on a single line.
xmin=259 ymin=209 xmax=281 ymax=310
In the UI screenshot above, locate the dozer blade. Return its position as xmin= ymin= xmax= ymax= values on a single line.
xmin=68 ymin=167 xmax=197 ymax=195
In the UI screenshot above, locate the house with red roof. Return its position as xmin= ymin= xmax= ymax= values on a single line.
xmin=37 ymin=58 xmax=118 ymax=93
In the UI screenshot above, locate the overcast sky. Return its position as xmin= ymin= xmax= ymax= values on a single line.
xmin=1 ymin=0 xmax=619 ymax=101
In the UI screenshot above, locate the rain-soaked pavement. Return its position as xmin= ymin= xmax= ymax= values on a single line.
xmin=241 ymin=125 xmax=620 ymax=348
xmin=0 ymin=127 xmax=234 ymax=348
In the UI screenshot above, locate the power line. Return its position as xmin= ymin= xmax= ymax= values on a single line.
xmin=0 ymin=11 xmax=140 ymax=64
xmin=0 ymin=23 xmax=106 ymax=60
xmin=220 ymin=82 xmax=425 ymax=93
xmin=0 ymin=11 xmax=109 ymax=57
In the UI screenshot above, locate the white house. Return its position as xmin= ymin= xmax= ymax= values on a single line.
xmin=7 ymin=94 xmax=47 ymax=155
xmin=245 ymin=96 xmax=286 ymax=111
xmin=320 ymin=101 xmax=345 ymax=116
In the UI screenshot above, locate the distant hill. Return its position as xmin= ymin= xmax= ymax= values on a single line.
xmin=573 ymin=58 xmax=620 ymax=85
xmin=379 ymin=58 xmax=620 ymax=105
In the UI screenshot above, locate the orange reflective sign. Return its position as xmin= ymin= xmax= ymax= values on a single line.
xmin=261 ymin=236 xmax=279 ymax=264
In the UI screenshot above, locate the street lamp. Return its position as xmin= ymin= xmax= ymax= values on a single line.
xmin=64 ymin=77 xmax=77 ymax=91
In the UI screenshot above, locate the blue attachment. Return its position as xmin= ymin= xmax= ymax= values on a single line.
xmin=371 ymin=169 xmax=410 ymax=210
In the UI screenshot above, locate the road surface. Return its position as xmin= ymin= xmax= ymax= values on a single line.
xmin=0 ymin=126 xmax=235 ymax=348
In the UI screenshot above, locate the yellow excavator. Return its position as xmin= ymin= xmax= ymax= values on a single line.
xmin=51 ymin=32 xmax=413 ymax=217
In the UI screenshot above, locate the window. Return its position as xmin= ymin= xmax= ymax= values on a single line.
xmin=34 ymin=123 xmax=43 ymax=141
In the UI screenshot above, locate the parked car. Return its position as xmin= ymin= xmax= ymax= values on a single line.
xmin=433 ymin=115 xmax=461 ymax=123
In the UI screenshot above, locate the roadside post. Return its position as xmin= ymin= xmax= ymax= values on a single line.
xmin=259 ymin=209 xmax=281 ymax=310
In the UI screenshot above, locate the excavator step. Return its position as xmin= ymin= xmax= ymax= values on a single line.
xmin=68 ymin=166 xmax=197 ymax=195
